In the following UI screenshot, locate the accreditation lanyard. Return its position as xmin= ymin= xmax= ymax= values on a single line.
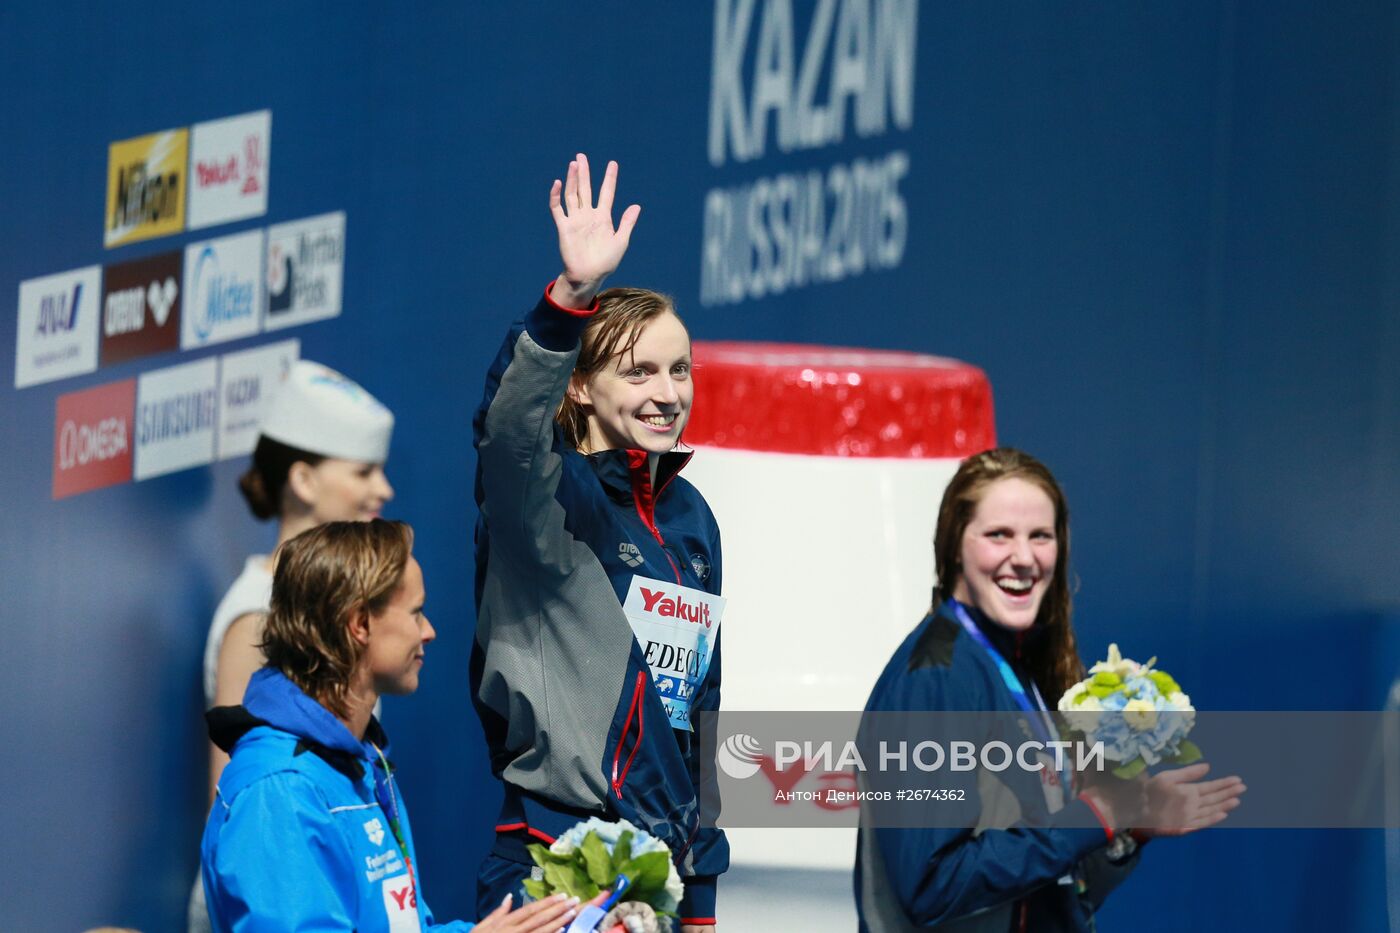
xmin=370 ymin=741 xmax=417 ymax=899
xmin=948 ymin=601 xmax=1072 ymax=793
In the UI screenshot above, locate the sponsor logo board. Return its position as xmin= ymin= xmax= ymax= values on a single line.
xmin=265 ymin=211 xmax=346 ymax=330
xmin=217 ymin=338 xmax=299 ymax=460
xmin=182 ymin=229 xmax=264 ymax=349
xmin=53 ymin=379 xmax=135 ymax=499
xmin=15 ymin=265 xmax=102 ymax=388
xmin=105 ymin=128 xmax=188 ymax=247
xmin=188 ymin=110 xmax=271 ymax=230
xmin=134 ymin=357 xmax=218 ymax=480
xmin=100 ymin=250 xmax=182 ymax=365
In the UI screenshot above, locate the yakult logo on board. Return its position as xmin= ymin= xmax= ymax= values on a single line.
xmin=265 ymin=211 xmax=346 ymax=331
xmin=182 ymin=229 xmax=264 ymax=349
xmin=134 ymin=357 xmax=219 ymax=480
xmin=216 ymin=338 xmax=299 ymax=460
xmin=105 ymin=127 xmax=188 ymax=247
xmin=52 ymin=379 xmax=136 ymax=499
xmin=100 ymin=250 xmax=183 ymax=366
xmin=187 ymin=110 xmax=271 ymax=230
xmin=15 ymin=265 xmax=102 ymax=388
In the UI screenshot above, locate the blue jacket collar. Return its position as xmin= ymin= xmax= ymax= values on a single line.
xmin=242 ymin=668 xmax=386 ymax=763
xmin=587 ymin=448 xmax=693 ymax=500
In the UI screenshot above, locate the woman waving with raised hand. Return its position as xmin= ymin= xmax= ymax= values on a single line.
xmin=471 ymin=154 xmax=727 ymax=933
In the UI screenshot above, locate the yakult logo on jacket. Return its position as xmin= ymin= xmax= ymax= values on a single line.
xmin=187 ymin=110 xmax=271 ymax=230
xmin=639 ymin=586 xmax=715 ymax=628
xmin=52 ymin=379 xmax=136 ymax=499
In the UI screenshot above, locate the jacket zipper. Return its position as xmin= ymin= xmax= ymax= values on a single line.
xmin=611 ymin=670 xmax=647 ymax=798
xmin=628 ymin=452 xmax=682 ymax=583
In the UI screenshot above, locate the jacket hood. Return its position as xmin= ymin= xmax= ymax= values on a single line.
xmin=208 ymin=668 xmax=388 ymax=769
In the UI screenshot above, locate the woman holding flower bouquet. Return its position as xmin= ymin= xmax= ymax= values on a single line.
xmin=471 ymin=155 xmax=726 ymax=932
xmin=855 ymin=448 xmax=1244 ymax=932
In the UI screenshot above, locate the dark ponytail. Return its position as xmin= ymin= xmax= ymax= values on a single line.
xmin=238 ymin=436 xmax=326 ymax=521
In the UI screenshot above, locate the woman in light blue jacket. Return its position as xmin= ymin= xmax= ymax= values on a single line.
xmin=201 ymin=519 xmax=594 ymax=932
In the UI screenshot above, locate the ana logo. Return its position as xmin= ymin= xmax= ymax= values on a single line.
xmin=363 ymin=817 xmax=386 ymax=846
xmin=619 ymin=542 xmax=645 ymax=568
xmin=690 ymin=553 xmax=711 ymax=582
xmin=16 ymin=266 xmax=102 ymax=388
xmin=717 ymin=733 xmax=765 ymax=780
xmin=36 ymin=282 xmax=82 ymax=336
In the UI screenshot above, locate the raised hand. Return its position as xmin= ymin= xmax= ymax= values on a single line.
xmin=549 ymin=153 xmax=641 ymax=309
xmin=1140 ymin=762 xmax=1245 ymax=837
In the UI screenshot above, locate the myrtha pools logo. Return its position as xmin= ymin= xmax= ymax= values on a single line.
xmin=716 ymin=733 xmax=765 ymax=780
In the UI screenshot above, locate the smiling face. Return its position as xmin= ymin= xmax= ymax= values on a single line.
xmin=572 ymin=311 xmax=693 ymax=454
xmin=299 ymin=458 xmax=394 ymax=523
xmin=950 ymin=477 xmax=1059 ymax=632
xmin=365 ymin=556 xmax=434 ymax=697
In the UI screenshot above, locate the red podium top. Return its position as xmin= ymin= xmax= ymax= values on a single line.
xmin=685 ymin=341 xmax=996 ymax=459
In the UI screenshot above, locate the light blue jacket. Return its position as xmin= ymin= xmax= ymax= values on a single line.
xmin=202 ymin=668 xmax=471 ymax=932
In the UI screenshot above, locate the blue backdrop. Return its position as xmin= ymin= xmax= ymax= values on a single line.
xmin=1 ymin=2 xmax=1397 ymax=930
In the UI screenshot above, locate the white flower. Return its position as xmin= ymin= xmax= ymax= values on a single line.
xmin=1123 ymin=698 xmax=1158 ymax=732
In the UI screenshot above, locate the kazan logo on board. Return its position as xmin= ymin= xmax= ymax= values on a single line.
xmin=217 ymin=338 xmax=299 ymax=460
xmin=53 ymin=379 xmax=136 ymax=499
xmin=105 ymin=127 xmax=188 ymax=248
xmin=134 ymin=357 xmax=218 ymax=481
xmin=100 ymin=250 xmax=182 ymax=366
xmin=183 ymin=229 xmax=264 ymax=349
xmin=188 ymin=110 xmax=271 ymax=230
xmin=15 ymin=265 xmax=102 ymax=388
xmin=265 ymin=212 xmax=346 ymax=330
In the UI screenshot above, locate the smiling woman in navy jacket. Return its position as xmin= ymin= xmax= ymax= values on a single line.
xmin=856 ymin=449 xmax=1245 ymax=932
xmin=471 ymin=155 xmax=727 ymax=933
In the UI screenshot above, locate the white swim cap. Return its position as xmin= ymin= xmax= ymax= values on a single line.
xmin=258 ymin=361 xmax=394 ymax=462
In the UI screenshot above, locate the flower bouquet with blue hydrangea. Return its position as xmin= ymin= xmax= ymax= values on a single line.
xmin=525 ymin=817 xmax=683 ymax=932
xmin=1057 ymin=643 xmax=1200 ymax=780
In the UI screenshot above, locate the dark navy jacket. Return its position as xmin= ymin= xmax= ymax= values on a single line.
xmin=855 ymin=601 xmax=1139 ymax=932
xmin=471 ymin=288 xmax=727 ymax=924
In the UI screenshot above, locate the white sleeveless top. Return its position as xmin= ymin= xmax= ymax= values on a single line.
xmin=202 ymin=556 xmax=273 ymax=707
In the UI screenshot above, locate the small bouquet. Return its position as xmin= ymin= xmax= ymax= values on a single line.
xmin=1057 ymin=643 xmax=1200 ymax=779
xmin=525 ymin=817 xmax=684 ymax=933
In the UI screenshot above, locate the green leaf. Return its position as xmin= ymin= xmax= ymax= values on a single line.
xmin=621 ymin=850 xmax=672 ymax=902
xmin=527 ymin=843 xmax=572 ymax=868
xmin=523 ymin=878 xmax=551 ymax=901
xmin=1111 ymin=758 xmax=1147 ymax=780
xmin=612 ymin=830 xmax=634 ymax=875
xmin=544 ymin=860 xmax=599 ymax=902
xmin=580 ymin=832 xmax=616 ymax=888
xmin=1091 ymin=671 xmax=1122 ymax=687
xmin=1169 ymin=740 xmax=1203 ymax=765
xmin=1089 ymin=684 xmax=1120 ymax=699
